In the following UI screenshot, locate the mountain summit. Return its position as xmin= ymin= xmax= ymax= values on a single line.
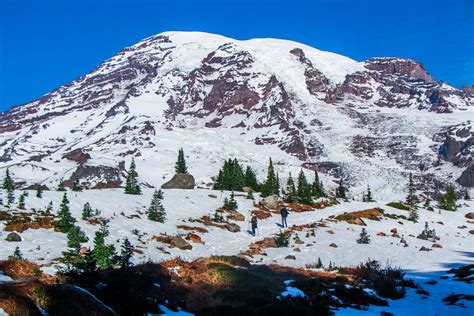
xmin=0 ymin=31 xmax=472 ymax=194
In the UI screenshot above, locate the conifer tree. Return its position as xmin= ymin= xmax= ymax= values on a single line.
xmin=56 ymin=180 xmax=66 ymax=192
xmin=82 ymin=202 xmax=93 ymax=220
xmin=357 ymin=228 xmax=370 ymax=244
xmin=315 ymin=257 xmax=323 ymax=269
xmin=244 ymin=166 xmax=259 ymax=191
xmin=275 ymin=231 xmax=289 ymax=247
xmin=223 ymin=191 xmax=238 ymax=210
xmin=2 ymin=168 xmax=14 ymax=192
xmin=423 ymin=198 xmax=433 ymax=211
xmin=45 ymin=201 xmax=53 ymax=214
xmin=284 ymin=173 xmax=297 ymax=203
xmin=147 ymin=190 xmax=166 ymax=222
xmin=405 ymin=173 xmax=418 ymax=207
xmin=335 ymin=179 xmax=346 ymax=199
xmin=261 ymin=158 xmax=278 ymax=197
xmin=55 ymin=193 xmax=76 ymax=232
xmin=438 ymin=184 xmax=457 ymax=211
xmin=297 ymin=169 xmax=312 ymax=205
xmin=246 ymin=189 xmax=254 ymax=200
xmin=408 ymin=208 xmax=419 ymax=222
xmin=174 ymin=148 xmax=188 ymax=174
xmin=72 ymin=179 xmax=82 ymax=192
xmin=363 ymin=184 xmax=374 ymax=202
xmin=5 ymin=190 xmax=15 ymax=207
xmin=9 ymin=246 xmax=23 ymax=260
xmin=124 ymin=158 xmax=141 ymax=195
xmin=92 ymin=220 xmax=116 ymax=269
xmin=311 ymin=170 xmax=326 ymax=198
xmin=119 ymin=238 xmax=134 ymax=268
xmin=17 ymin=191 xmax=27 ymax=210
xmin=36 ymin=186 xmax=43 ymax=198
xmin=62 ymin=225 xmax=88 ymax=271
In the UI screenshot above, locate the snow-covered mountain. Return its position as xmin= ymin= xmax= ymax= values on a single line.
xmin=0 ymin=31 xmax=473 ymax=196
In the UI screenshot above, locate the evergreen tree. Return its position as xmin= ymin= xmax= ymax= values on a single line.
xmin=335 ymin=179 xmax=346 ymax=199
xmin=5 ymin=190 xmax=15 ymax=207
xmin=55 ymin=193 xmax=76 ymax=232
xmin=464 ymin=189 xmax=470 ymax=200
xmin=423 ymin=198 xmax=433 ymax=211
xmin=244 ymin=166 xmax=259 ymax=191
xmin=124 ymin=159 xmax=141 ymax=195
xmin=2 ymin=168 xmax=14 ymax=192
xmin=246 ymin=189 xmax=254 ymax=200
xmin=17 ymin=191 xmax=27 ymax=209
xmin=223 ymin=191 xmax=238 ymax=210
xmin=62 ymin=226 xmax=88 ymax=272
xmin=261 ymin=158 xmax=279 ymax=197
xmin=417 ymin=222 xmax=439 ymax=241
xmin=275 ymin=231 xmax=289 ymax=247
xmin=66 ymin=226 xmax=88 ymax=250
xmin=213 ymin=159 xmax=248 ymax=191
xmin=35 ymin=186 xmax=43 ymax=198
xmin=119 ymin=238 xmax=134 ymax=268
xmin=56 ymin=180 xmax=66 ymax=192
xmin=92 ymin=220 xmax=116 ymax=269
xmin=9 ymin=246 xmax=23 ymax=260
xmin=363 ymin=184 xmax=374 ymax=202
xmin=174 ymin=148 xmax=188 ymax=174
xmin=45 ymin=201 xmax=53 ymax=214
xmin=405 ymin=173 xmax=418 ymax=207
xmin=147 ymin=190 xmax=166 ymax=222
xmin=438 ymin=185 xmax=457 ymax=211
xmin=315 ymin=257 xmax=323 ymax=269
xmin=82 ymin=202 xmax=93 ymax=220
xmin=297 ymin=169 xmax=313 ymax=205
xmin=72 ymin=179 xmax=82 ymax=192
xmin=311 ymin=170 xmax=326 ymax=198
xmin=284 ymin=173 xmax=297 ymax=203
xmin=408 ymin=208 xmax=419 ymax=222
xmin=357 ymin=228 xmax=370 ymax=244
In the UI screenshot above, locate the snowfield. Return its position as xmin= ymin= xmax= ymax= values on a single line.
xmin=0 ymin=187 xmax=472 ymax=315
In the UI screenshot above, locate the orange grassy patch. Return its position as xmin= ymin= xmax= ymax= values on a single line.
xmin=4 ymin=216 xmax=55 ymax=233
xmin=176 ymin=225 xmax=209 ymax=233
xmin=335 ymin=208 xmax=384 ymax=225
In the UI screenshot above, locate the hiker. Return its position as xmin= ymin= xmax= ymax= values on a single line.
xmin=250 ymin=215 xmax=258 ymax=236
xmin=280 ymin=206 xmax=289 ymax=228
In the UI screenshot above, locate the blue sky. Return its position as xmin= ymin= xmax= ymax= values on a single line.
xmin=0 ymin=0 xmax=472 ymax=112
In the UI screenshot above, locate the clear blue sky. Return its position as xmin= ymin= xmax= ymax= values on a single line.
xmin=0 ymin=0 xmax=473 ymax=112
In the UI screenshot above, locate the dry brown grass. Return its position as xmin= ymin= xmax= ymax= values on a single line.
xmin=176 ymin=225 xmax=209 ymax=233
xmin=335 ymin=208 xmax=384 ymax=225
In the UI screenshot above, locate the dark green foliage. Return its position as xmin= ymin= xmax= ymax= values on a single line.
xmin=147 ymin=190 xmax=166 ymax=222
xmin=55 ymin=193 xmax=76 ymax=233
xmin=174 ymin=148 xmax=188 ymax=174
xmin=56 ymin=180 xmax=66 ymax=192
xmin=36 ymin=186 xmax=43 ymax=198
xmin=408 ymin=208 xmax=419 ymax=222
xmin=357 ymin=228 xmax=371 ymax=244
xmin=66 ymin=226 xmax=88 ymax=250
xmin=62 ymin=226 xmax=89 ymax=270
xmin=417 ymin=222 xmax=439 ymax=241
xmin=386 ymin=202 xmax=410 ymax=210
xmin=9 ymin=246 xmax=23 ymax=260
xmin=17 ymin=191 xmax=27 ymax=210
xmin=423 ymin=198 xmax=434 ymax=211
xmin=316 ymin=257 xmax=323 ymax=269
xmin=92 ymin=220 xmax=116 ymax=269
xmin=2 ymin=168 xmax=14 ymax=192
xmin=362 ymin=185 xmax=374 ymax=202
xmin=335 ymin=179 xmax=346 ymax=199
xmin=119 ymin=238 xmax=134 ymax=268
xmin=284 ymin=173 xmax=297 ymax=203
xmin=246 ymin=189 xmax=254 ymax=200
xmin=405 ymin=173 xmax=418 ymax=207
xmin=260 ymin=158 xmax=279 ymax=197
xmin=213 ymin=158 xmax=245 ymax=191
xmin=5 ymin=190 xmax=15 ymax=206
xmin=222 ymin=191 xmax=238 ymax=211
xmin=45 ymin=201 xmax=53 ymax=214
xmin=213 ymin=210 xmax=225 ymax=223
xmin=275 ymin=231 xmax=289 ymax=247
xmin=81 ymin=202 xmax=93 ymax=220
xmin=72 ymin=179 xmax=82 ymax=192
xmin=438 ymin=185 xmax=457 ymax=211
xmin=244 ymin=166 xmax=259 ymax=191
xmin=464 ymin=189 xmax=470 ymax=200
xmin=297 ymin=169 xmax=313 ymax=205
xmin=311 ymin=170 xmax=326 ymax=199
xmin=124 ymin=158 xmax=141 ymax=195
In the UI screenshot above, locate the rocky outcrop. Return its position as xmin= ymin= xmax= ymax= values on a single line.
xmin=62 ymin=148 xmax=91 ymax=164
xmin=261 ymin=195 xmax=279 ymax=210
xmin=458 ymin=163 xmax=474 ymax=187
xmin=64 ymin=165 xmax=123 ymax=189
xmin=6 ymin=232 xmax=22 ymax=242
xmin=161 ymin=173 xmax=195 ymax=189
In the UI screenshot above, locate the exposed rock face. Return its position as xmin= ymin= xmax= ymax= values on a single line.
xmin=62 ymin=148 xmax=91 ymax=164
xmin=261 ymin=195 xmax=279 ymax=210
xmin=64 ymin=165 xmax=123 ymax=189
xmin=457 ymin=163 xmax=474 ymax=187
xmin=224 ymin=223 xmax=241 ymax=233
xmin=6 ymin=232 xmax=22 ymax=242
xmin=161 ymin=173 xmax=195 ymax=189
xmin=169 ymin=236 xmax=192 ymax=250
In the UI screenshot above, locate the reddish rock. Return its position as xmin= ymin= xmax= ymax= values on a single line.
xmin=329 ymin=243 xmax=338 ymax=248
xmin=390 ymin=228 xmax=398 ymax=234
xmin=432 ymin=243 xmax=443 ymax=248
xmin=376 ymin=232 xmax=386 ymax=237
xmin=465 ymin=213 xmax=474 ymax=220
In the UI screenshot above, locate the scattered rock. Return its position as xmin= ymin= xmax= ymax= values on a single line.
xmin=161 ymin=173 xmax=195 ymax=189
xmin=465 ymin=212 xmax=474 ymax=220
xmin=326 ymin=230 xmax=335 ymax=235
xmin=294 ymin=237 xmax=304 ymax=244
xmin=169 ymin=236 xmax=193 ymax=250
xmin=6 ymin=232 xmax=21 ymax=242
xmin=436 ymin=221 xmax=444 ymax=225
xmin=261 ymin=194 xmax=279 ymax=209
xmin=208 ymin=194 xmax=218 ymax=199
xmin=390 ymin=228 xmax=398 ymax=234
xmin=186 ymin=233 xmax=203 ymax=244
xmin=419 ymin=246 xmax=432 ymax=252
xmin=225 ymin=223 xmax=241 ymax=233
xmin=376 ymin=232 xmax=386 ymax=237
xmin=346 ymin=227 xmax=354 ymax=232
xmin=432 ymin=243 xmax=443 ymax=248
xmin=329 ymin=243 xmax=338 ymax=248
xmin=285 ymin=255 xmax=296 ymax=260
xmin=469 ymin=230 xmax=474 ymax=235
xmin=293 ymin=248 xmax=301 ymax=252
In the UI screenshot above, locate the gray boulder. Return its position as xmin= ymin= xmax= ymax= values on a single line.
xmin=261 ymin=194 xmax=279 ymax=209
xmin=161 ymin=173 xmax=195 ymax=189
xmin=169 ymin=236 xmax=192 ymax=250
xmin=6 ymin=232 xmax=21 ymax=242
xmin=225 ymin=223 xmax=241 ymax=233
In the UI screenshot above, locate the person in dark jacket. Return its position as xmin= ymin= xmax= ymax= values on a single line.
xmin=250 ymin=215 xmax=258 ymax=236
xmin=280 ymin=206 xmax=289 ymax=228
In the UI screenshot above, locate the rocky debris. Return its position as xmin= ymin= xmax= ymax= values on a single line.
xmin=465 ymin=213 xmax=474 ymax=220
xmin=62 ymin=148 xmax=91 ymax=164
xmin=65 ymin=164 xmax=123 ymax=189
xmin=390 ymin=228 xmax=398 ymax=234
xmin=293 ymin=248 xmax=301 ymax=252
xmin=161 ymin=173 xmax=195 ymax=189
xmin=326 ymin=230 xmax=335 ymax=235
xmin=329 ymin=243 xmax=338 ymax=248
xmin=432 ymin=243 xmax=443 ymax=248
xmin=225 ymin=223 xmax=241 ymax=233
xmin=376 ymin=232 xmax=387 ymax=237
xmin=261 ymin=195 xmax=279 ymax=209
xmin=285 ymin=255 xmax=296 ymax=260
xmin=6 ymin=232 xmax=21 ymax=242
xmin=186 ymin=233 xmax=203 ymax=244
xmin=248 ymin=237 xmax=278 ymax=254
xmin=419 ymin=246 xmax=432 ymax=252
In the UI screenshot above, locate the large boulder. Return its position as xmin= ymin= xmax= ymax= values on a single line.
xmin=225 ymin=223 xmax=241 ymax=233
xmin=169 ymin=236 xmax=192 ymax=250
xmin=6 ymin=232 xmax=21 ymax=242
xmin=161 ymin=173 xmax=195 ymax=189
xmin=261 ymin=194 xmax=279 ymax=209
